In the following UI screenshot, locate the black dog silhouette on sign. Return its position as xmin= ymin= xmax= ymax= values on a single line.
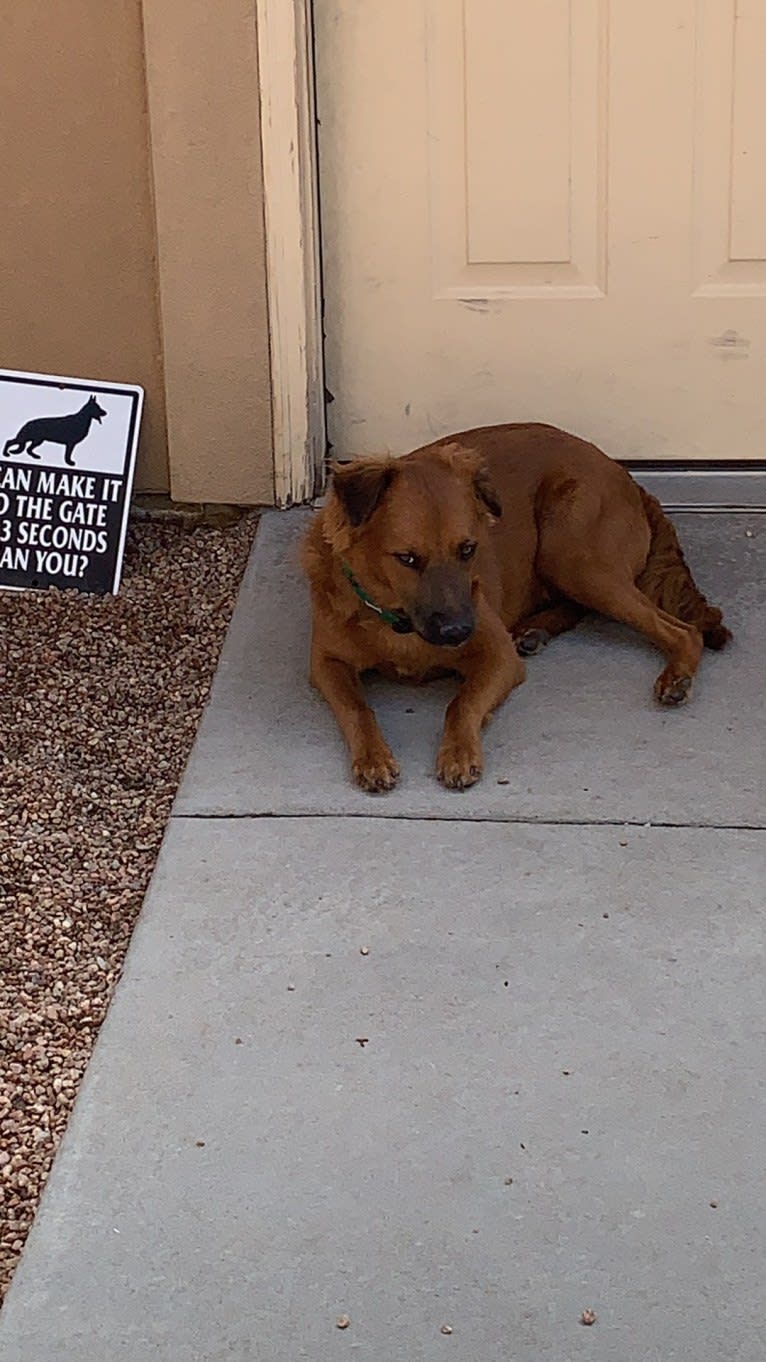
xmin=2 ymin=395 xmax=106 ymax=467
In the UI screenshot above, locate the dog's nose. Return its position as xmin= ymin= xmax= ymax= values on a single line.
xmin=429 ymin=615 xmax=474 ymax=647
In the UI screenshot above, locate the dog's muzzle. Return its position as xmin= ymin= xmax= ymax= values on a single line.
xmin=412 ymin=565 xmax=476 ymax=648
xmin=419 ymin=612 xmax=475 ymax=648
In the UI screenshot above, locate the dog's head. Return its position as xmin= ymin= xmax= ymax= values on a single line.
xmin=324 ymin=443 xmax=501 ymax=647
xmin=86 ymin=396 xmax=107 ymax=423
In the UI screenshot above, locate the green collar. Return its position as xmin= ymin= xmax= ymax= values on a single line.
xmin=341 ymin=563 xmax=414 ymax=634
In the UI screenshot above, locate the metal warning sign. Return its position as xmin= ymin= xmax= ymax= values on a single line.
xmin=0 ymin=368 xmax=143 ymax=595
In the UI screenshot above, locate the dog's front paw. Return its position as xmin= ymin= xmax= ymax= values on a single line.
xmin=436 ymin=736 xmax=483 ymax=790
xmin=352 ymin=744 xmax=400 ymax=793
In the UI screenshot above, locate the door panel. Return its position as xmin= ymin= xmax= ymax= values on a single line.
xmin=315 ymin=0 xmax=766 ymax=460
xmin=694 ymin=0 xmax=766 ymax=294
xmin=464 ymin=0 xmax=573 ymax=265
xmin=429 ymin=0 xmax=606 ymax=296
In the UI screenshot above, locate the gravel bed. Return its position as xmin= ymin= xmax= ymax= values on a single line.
xmin=0 ymin=511 xmax=258 ymax=1302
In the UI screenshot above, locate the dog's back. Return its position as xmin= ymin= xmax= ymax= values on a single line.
xmin=422 ymin=422 xmax=639 ymax=505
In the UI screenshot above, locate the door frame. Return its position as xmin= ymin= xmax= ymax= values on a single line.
xmin=256 ymin=0 xmax=326 ymax=507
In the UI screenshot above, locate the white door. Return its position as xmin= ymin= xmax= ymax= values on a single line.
xmin=315 ymin=0 xmax=766 ymax=462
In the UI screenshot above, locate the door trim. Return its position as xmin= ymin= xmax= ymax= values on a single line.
xmin=256 ymin=0 xmax=325 ymax=506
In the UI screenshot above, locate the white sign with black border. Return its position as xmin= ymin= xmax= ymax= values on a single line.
xmin=0 ymin=368 xmax=143 ymax=595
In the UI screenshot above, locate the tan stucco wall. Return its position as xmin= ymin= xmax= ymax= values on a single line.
xmin=1 ymin=1 xmax=168 ymax=492
xmin=0 ymin=1 xmax=274 ymax=504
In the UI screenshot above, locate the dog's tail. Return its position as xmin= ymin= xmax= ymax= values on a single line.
xmin=636 ymin=487 xmax=731 ymax=650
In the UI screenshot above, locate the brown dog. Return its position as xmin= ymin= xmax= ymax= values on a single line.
xmin=302 ymin=423 xmax=730 ymax=792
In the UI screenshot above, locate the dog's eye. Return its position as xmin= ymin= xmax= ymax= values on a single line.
xmin=458 ymin=540 xmax=477 ymax=561
xmin=394 ymin=551 xmax=419 ymax=569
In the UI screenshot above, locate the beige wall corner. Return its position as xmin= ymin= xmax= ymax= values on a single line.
xmin=142 ymin=0 xmax=274 ymax=507
xmin=0 ymin=2 xmax=169 ymax=493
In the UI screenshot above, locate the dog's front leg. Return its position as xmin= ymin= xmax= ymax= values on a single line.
xmin=437 ymin=618 xmax=525 ymax=790
xmin=310 ymin=648 xmax=400 ymax=793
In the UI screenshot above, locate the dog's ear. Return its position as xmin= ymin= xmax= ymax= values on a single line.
xmin=473 ymin=466 xmax=502 ymax=520
xmin=330 ymin=458 xmax=395 ymax=528
xmin=437 ymin=442 xmax=502 ymax=520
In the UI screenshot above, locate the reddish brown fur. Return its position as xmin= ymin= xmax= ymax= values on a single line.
xmin=302 ymin=423 xmax=730 ymax=792
xmin=635 ymin=488 xmax=732 ymax=650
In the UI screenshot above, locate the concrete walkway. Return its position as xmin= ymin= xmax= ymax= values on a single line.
xmin=2 ymin=511 xmax=763 ymax=1362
